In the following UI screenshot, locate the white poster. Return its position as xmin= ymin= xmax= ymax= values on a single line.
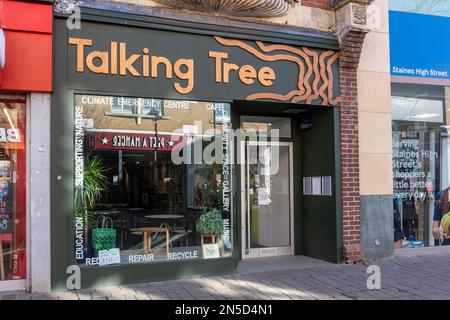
xmin=258 ymin=188 xmax=270 ymax=205
xmin=98 ymin=248 xmax=121 ymax=266
xmin=312 ymin=177 xmax=322 ymax=196
xmin=202 ymin=244 xmax=221 ymax=259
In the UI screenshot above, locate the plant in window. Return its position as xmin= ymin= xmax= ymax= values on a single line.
xmin=196 ymin=208 xmax=224 ymax=236
xmin=196 ymin=165 xmax=222 ymax=208
xmin=74 ymin=155 xmax=108 ymax=249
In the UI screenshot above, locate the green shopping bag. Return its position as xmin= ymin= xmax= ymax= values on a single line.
xmin=92 ymin=216 xmax=116 ymax=251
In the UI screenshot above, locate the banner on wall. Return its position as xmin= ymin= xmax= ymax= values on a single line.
xmin=390 ymin=11 xmax=450 ymax=85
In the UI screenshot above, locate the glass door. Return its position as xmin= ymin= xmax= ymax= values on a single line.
xmin=0 ymin=98 xmax=27 ymax=289
xmin=241 ymin=141 xmax=294 ymax=258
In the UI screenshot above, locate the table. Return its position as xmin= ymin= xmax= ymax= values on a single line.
xmin=96 ymin=203 xmax=128 ymax=208
xmin=131 ymin=227 xmax=170 ymax=255
xmin=144 ymin=214 xmax=184 ymax=231
xmin=145 ymin=214 xmax=184 ymax=219
xmin=113 ymin=203 xmax=129 ymax=207
xmin=91 ymin=209 xmax=121 ymax=216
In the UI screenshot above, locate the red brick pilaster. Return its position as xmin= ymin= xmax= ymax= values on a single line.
xmin=339 ymin=29 xmax=367 ymax=263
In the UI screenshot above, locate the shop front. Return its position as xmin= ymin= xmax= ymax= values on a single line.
xmin=0 ymin=0 xmax=52 ymax=291
xmin=52 ymin=7 xmax=343 ymax=290
xmin=389 ymin=4 xmax=450 ymax=250
xmin=0 ymin=96 xmax=26 ymax=289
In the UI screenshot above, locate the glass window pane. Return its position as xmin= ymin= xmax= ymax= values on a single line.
xmin=73 ymin=95 xmax=233 ymax=267
xmin=392 ymin=96 xmax=444 ymax=123
xmin=0 ymin=99 xmax=26 ymax=280
xmin=391 ymin=84 xmax=449 ymax=249
xmin=241 ymin=116 xmax=291 ymax=138
xmin=389 ymin=0 xmax=450 ymax=18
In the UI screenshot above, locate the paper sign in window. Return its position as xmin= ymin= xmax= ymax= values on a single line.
xmin=258 ymin=188 xmax=270 ymax=205
xmin=322 ymin=176 xmax=332 ymax=196
xmin=303 ymin=177 xmax=312 ymax=196
xmin=312 ymin=177 xmax=321 ymax=196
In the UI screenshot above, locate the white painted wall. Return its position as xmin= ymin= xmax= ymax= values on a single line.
xmin=29 ymin=93 xmax=51 ymax=292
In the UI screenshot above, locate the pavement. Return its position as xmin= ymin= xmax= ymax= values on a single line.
xmin=1 ymin=253 xmax=449 ymax=300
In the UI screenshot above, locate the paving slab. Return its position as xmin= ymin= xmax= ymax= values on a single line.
xmin=2 ymin=253 xmax=450 ymax=300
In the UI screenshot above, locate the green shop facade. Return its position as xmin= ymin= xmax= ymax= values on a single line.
xmin=52 ymin=7 xmax=345 ymax=290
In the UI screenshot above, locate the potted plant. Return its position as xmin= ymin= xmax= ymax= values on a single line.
xmin=74 ymin=155 xmax=108 ymax=261
xmin=196 ymin=208 xmax=224 ymax=246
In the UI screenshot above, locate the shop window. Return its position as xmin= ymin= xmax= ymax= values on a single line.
xmin=73 ymin=95 xmax=233 ymax=267
xmin=241 ymin=116 xmax=291 ymax=138
xmin=392 ymin=96 xmax=444 ymax=123
xmin=392 ymin=83 xmax=450 ymax=248
xmin=389 ymin=0 xmax=450 ymax=18
xmin=0 ymin=98 xmax=26 ymax=280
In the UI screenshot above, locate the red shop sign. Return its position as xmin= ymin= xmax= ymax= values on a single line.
xmin=0 ymin=1 xmax=53 ymax=92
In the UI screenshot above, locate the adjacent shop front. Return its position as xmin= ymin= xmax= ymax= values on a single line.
xmin=389 ymin=6 xmax=450 ymax=249
xmin=0 ymin=0 xmax=52 ymax=291
xmin=52 ymin=8 xmax=343 ymax=290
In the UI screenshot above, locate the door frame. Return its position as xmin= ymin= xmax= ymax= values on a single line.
xmin=240 ymin=140 xmax=294 ymax=259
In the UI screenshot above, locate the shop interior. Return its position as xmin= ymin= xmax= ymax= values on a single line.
xmin=83 ymin=147 xmax=224 ymax=262
xmin=76 ymin=97 xmax=232 ymax=264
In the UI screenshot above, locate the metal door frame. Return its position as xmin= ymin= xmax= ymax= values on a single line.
xmin=240 ymin=140 xmax=294 ymax=259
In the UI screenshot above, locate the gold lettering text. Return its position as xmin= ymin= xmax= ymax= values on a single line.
xmin=151 ymin=56 xmax=173 ymax=79
xmin=111 ymin=42 xmax=118 ymax=75
xmin=259 ymin=67 xmax=276 ymax=86
xmin=239 ymin=64 xmax=257 ymax=85
xmin=143 ymin=48 xmax=150 ymax=77
xmin=223 ymin=63 xmax=239 ymax=83
xmin=174 ymin=59 xmax=194 ymax=94
xmin=208 ymin=51 xmax=228 ymax=83
xmin=119 ymin=43 xmax=140 ymax=76
xmin=68 ymin=37 xmax=92 ymax=72
xmin=86 ymin=51 xmax=109 ymax=74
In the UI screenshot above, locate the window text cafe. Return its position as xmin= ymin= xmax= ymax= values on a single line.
xmin=68 ymin=37 xmax=276 ymax=94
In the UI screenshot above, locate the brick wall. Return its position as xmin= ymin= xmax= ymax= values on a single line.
xmin=339 ymin=29 xmax=367 ymax=263
xmin=301 ymin=0 xmax=331 ymax=10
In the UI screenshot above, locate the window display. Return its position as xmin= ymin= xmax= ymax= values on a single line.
xmin=73 ymin=95 xmax=233 ymax=266
xmin=392 ymin=84 xmax=449 ymax=248
xmin=0 ymin=99 xmax=26 ymax=280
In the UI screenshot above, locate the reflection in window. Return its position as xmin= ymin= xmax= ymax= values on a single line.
xmin=241 ymin=116 xmax=291 ymax=138
xmin=392 ymin=96 xmax=443 ymax=123
xmin=389 ymin=0 xmax=450 ymax=18
xmin=392 ymin=125 xmax=440 ymax=248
